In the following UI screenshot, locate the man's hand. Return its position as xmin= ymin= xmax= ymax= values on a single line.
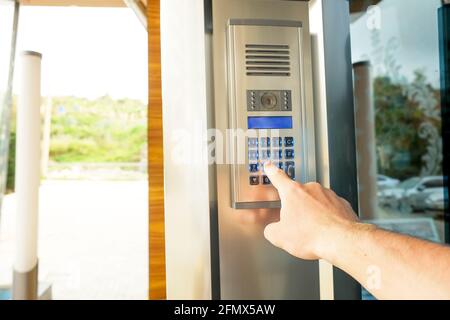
xmin=263 ymin=161 xmax=359 ymax=260
xmin=263 ymin=161 xmax=450 ymax=299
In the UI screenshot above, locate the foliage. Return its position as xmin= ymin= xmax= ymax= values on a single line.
xmin=6 ymin=131 xmax=15 ymax=192
xmin=374 ymin=72 xmax=441 ymax=180
xmin=5 ymin=96 xmax=147 ymax=190
xmin=49 ymin=96 xmax=147 ymax=163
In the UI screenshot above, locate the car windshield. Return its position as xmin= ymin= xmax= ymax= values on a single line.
xmin=397 ymin=177 xmax=421 ymax=189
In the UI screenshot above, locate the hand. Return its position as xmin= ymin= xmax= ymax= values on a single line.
xmin=263 ymin=162 xmax=359 ymax=260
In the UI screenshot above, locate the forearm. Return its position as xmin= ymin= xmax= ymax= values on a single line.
xmin=320 ymin=222 xmax=450 ymax=300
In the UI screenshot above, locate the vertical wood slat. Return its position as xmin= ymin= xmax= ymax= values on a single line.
xmin=148 ymin=0 xmax=166 ymax=300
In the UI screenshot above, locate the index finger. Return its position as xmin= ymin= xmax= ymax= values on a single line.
xmin=264 ymin=161 xmax=295 ymax=193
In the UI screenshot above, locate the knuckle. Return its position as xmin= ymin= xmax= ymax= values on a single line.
xmin=340 ymin=197 xmax=352 ymax=207
xmin=304 ymin=182 xmax=321 ymax=190
xmin=290 ymin=181 xmax=304 ymax=192
xmin=283 ymin=182 xmax=301 ymax=197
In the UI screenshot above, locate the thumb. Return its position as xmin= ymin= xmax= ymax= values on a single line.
xmin=264 ymin=161 xmax=293 ymax=193
xmin=264 ymin=221 xmax=284 ymax=248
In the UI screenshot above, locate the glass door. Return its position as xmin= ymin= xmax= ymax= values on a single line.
xmin=349 ymin=0 xmax=448 ymax=299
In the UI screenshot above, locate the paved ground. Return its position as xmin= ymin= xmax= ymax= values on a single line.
xmin=0 ymin=180 xmax=148 ymax=300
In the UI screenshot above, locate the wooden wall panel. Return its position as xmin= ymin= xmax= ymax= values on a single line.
xmin=20 ymin=0 xmax=125 ymax=6
xmin=148 ymin=0 xmax=166 ymax=300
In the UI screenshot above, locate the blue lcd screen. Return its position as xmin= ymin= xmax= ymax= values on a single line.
xmin=247 ymin=116 xmax=293 ymax=129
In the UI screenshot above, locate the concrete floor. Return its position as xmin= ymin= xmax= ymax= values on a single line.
xmin=0 ymin=180 xmax=148 ymax=300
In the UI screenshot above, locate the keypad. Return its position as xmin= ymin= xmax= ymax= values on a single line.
xmin=248 ymin=136 xmax=296 ymax=184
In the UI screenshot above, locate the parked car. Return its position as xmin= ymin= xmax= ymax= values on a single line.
xmin=378 ymin=176 xmax=444 ymax=212
xmin=377 ymin=175 xmax=400 ymax=190
xmin=405 ymin=177 xmax=444 ymax=212
xmin=425 ymin=190 xmax=447 ymax=214
xmin=378 ymin=177 xmax=420 ymax=209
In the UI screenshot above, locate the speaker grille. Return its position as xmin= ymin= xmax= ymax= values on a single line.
xmin=245 ymin=44 xmax=290 ymax=76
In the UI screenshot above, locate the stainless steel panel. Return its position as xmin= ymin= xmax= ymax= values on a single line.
xmin=227 ymin=20 xmax=316 ymax=209
xmin=212 ymin=0 xmax=319 ymax=299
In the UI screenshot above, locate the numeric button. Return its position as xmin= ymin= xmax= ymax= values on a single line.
xmin=272 ymin=149 xmax=282 ymax=160
xmin=261 ymin=150 xmax=271 ymax=160
xmin=260 ymin=137 xmax=271 ymax=148
xmin=249 ymin=176 xmax=260 ymax=185
xmin=248 ymin=138 xmax=258 ymax=148
xmin=284 ymin=137 xmax=294 ymax=147
xmin=285 ymin=161 xmax=295 ymax=180
xmin=248 ymin=150 xmax=259 ymax=161
xmin=272 ymin=137 xmax=282 ymax=147
xmin=262 ymin=176 xmax=271 ymax=185
xmin=285 ymin=149 xmax=295 ymax=159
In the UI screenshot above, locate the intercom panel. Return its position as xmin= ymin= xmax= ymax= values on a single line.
xmin=227 ymin=19 xmax=316 ymax=209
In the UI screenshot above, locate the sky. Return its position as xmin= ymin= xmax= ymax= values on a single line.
xmin=350 ymin=0 xmax=441 ymax=88
xmin=8 ymin=0 xmax=442 ymax=102
xmin=14 ymin=6 xmax=148 ymax=102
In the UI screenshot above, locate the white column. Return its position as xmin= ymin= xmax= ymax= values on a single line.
xmin=13 ymin=51 xmax=42 ymax=300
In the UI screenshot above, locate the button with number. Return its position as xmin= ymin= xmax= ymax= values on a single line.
xmin=249 ymin=163 xmax=259 ymax=173
xmin=260 ymin=137 xmax=270 ymax=148
xmin=249 ymin=176 xmax=259 ymax=185
xmin=248 ymin=138 xmax=258 ymax=148
xmin=285 ymin=161 xmax=295 ymax=180
xmin=285 ymin=149 xmax=295 ymax=159
xmin=262 ymin=175 xmax=271 ymax=185
xmin=272 ymin=149 xmax=282 ymax=160
xmin=261 ymin=149 xmax=271 ymax=160
xmin=248 ymin=150 xmax=259 ymax=161
xmin=284 ymin=137 xmax=294 ymax=147
xmin=272 ymin=137 xmax=282 ymax=147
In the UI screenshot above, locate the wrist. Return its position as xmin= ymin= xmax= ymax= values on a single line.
xmin=314 ymin=220 xmax=376 ymax=263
